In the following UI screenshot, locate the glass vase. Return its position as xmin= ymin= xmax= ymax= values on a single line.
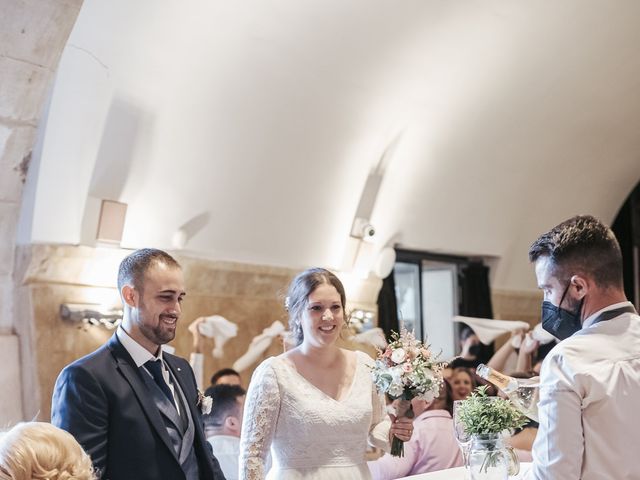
xmin=466 ymin=433 xmax=518 ymax=480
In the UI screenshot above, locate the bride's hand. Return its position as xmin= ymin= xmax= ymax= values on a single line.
xmin=388 ymin=415 xmax=414 ymax=442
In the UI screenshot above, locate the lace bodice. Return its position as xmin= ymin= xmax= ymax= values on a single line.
xmin=239 ymin=351 xmax=391 ymax=480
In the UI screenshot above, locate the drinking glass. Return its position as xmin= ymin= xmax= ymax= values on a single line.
xmin=453 ymin=400 xmax=471 ymax=469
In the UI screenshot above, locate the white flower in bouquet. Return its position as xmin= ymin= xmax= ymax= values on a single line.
xmin=388 ymin=382 xmax=404 ymax=398
xmin=391 ymin=348 xmax=406 ymax=364
xmin=390 ymin=366 xmax=404 ymax=384
xmin=421 ymin=390 xmax=436 ymax=403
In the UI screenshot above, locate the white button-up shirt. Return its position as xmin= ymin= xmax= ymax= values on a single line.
xmin=116 ymin=327 xmax=181 ymax=414
xmin=528 ymin=302 xmax=640 ymax=480
xmin=207 ymin=435 xmax=240 ymax=480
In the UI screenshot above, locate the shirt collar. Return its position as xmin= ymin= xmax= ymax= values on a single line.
xmin=116 ymin=326 xmax=162 ymax=367
xmin=415 ymin=409 xmax=452 ymax=422
xmin=582 ymin=301 xmax=635 ymax=328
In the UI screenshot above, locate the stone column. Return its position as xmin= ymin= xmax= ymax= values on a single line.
xmin=0 ymin=0 xmax=84 ymax=422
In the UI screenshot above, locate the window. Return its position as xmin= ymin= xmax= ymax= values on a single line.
xmin=393 ymin=249 xmax=492 ymax=361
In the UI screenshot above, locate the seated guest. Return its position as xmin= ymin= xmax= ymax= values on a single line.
xmin=448 ymin=327 xmax=483 ymax=369
xmin=0 ymin=422 xmax=95 ymax=480
xmin=450 ymin=367 xmax=476 ymax=401
xmin=211 ymin=368 xmax=242 ymax=387
xmin=368 ymin=382 xmax=463 ymax=479
xmin=204 ymin=384 xmax=246 ymax=480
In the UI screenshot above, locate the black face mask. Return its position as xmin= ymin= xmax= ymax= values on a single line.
xmin=468 ymin=344 xmax=482 ymax=356
xmin=541 ymin=283 xmax=584 ymax=341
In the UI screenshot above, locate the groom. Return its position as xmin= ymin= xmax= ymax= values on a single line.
xmin=52 ymin=248 xmax=226 ymax=480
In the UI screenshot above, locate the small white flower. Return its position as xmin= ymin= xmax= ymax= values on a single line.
xmin=390 ymin=366 xmax=404 ymax=383
xmin=391 ymin=348 xmax=406 ymax=364
xmin=388 ymin=383 xmax=404 ymax=398
xmin=201 ymin=395 xmax=213 ymax=415
xmin=197 ymin=390 xmax=213 ymax=415
xmin=421 ymin=390 xmax=435 ymax=402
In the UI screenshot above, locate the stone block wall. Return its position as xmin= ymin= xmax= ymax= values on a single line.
xmin=0 ymin=0 xmax=84 ymax=423
xmin=15 ymin=245 xmax=382 ymax=421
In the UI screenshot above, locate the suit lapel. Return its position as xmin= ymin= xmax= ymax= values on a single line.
xmin=140 ymin=372 xmax=184 ymax=432
xmin=106 ymin=335 xmax=180 ymax=463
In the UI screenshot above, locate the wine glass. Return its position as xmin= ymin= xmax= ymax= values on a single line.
xmin=452 ymin=400 xmax=471 ymax=469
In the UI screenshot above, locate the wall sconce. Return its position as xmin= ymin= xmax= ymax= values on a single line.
xmin=60 ymin=303 xmax=123 ymax=329
xmin=350 ymin=309 xmax=376 ymax=333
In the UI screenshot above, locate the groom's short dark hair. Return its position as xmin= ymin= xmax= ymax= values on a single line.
xmin=117 ymin=248 xmax=180 ymax=293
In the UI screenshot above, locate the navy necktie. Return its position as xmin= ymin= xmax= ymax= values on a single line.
xmin=145 ymin=359 xmax=174 ymax=403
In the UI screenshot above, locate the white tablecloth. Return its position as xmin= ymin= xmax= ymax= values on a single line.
xmin=399 ymin=463 xmax=532 ymax=479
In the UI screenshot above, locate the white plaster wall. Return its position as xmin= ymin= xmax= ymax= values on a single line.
xmin=19 ymin=0 xmax=640 ymax=293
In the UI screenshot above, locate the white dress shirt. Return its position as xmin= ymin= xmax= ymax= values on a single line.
xmin=528 ymin=302 xmax=640 ymax=480
xmin=208 ymin=435 xmax=240 ymax=480
xmin=116 ymin=327 xmax=182 ymax=414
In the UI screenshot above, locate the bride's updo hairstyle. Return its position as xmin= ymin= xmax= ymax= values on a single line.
xmin=285 ymin=268 xmax=346 ymax=346
xmin=0 ymin=422 xmax=95 ymax=480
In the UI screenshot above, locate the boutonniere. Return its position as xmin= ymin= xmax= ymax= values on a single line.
xmin=197 ymin=389 xmax=213 ymax=415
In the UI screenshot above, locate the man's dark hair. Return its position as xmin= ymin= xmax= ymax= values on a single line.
xmin=528 ymin=215 xmax=623 ymax=289
xmin=203 ymin=384 xmax=246 ymax=429
xmin=117 ymin=248 xmax=181 ymax=293
xmin=459 ymin=326 xmax=475 ymax=342
xmin=210 ymin=368 xmax=240 ymax=386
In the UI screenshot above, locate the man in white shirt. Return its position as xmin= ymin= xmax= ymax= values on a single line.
xmin=204 ymin=384 xmax=246 ymax=480
xmin=527 ymin=215 xmax=640 ymax=480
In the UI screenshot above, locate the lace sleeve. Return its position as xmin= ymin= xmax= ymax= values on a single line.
xmin=239 ymin=359 xmax=281 ymax=480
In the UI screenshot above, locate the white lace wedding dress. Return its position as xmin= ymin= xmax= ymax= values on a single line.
xmin=239 ymin=350 xmax=391 ymax=480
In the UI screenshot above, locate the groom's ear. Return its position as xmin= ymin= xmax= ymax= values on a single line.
xmin=121 ymin=284 xmax=138 ymax=308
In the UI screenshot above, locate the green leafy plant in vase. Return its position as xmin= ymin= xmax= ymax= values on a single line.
xmin=457 ymin=386 xmax=528 ymax=479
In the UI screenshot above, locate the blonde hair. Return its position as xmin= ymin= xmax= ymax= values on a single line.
xmin=0 ymin=423 xmax=95 ymax=480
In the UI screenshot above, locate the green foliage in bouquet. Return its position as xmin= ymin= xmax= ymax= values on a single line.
xmin=458 ymin=386 xmax=528 ymax=435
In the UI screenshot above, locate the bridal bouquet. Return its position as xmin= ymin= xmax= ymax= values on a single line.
xmin=371 ymin=329 xmax=446 ymax=456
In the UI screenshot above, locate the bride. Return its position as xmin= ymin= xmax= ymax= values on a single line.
xmin=239 ymin=268 xmax=413 ymax=480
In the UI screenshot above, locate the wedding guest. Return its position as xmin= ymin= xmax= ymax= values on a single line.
xmin=211 ymin=368 xmax=242 ymax=386
xmin=367 ymin=381 xmax=463 ymax=479
xmin=204 ymin=384 xmax=246 ymax=480
xmin=450 ymin=367 xmax=476 ymax=401
xmin=448 ymin=327 xmax=483 ymax=369
xmin=0 ymin=422 xmax=95 ymax=480
xmin=486 ymin=330 xmax=525 ymax=373
xmin=188 ymin=316 xmax=242 ymax=390
xmin=239 ymin=268 xmax=413 ymax=479
xmin=526 ymin=215 xmax=640 ymax=479
xmin=51 ymin=248 xmax=225 ymax=480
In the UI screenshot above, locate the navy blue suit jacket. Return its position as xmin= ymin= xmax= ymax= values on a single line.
xmin=51 ymin=334 xmax=226 ymax=480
